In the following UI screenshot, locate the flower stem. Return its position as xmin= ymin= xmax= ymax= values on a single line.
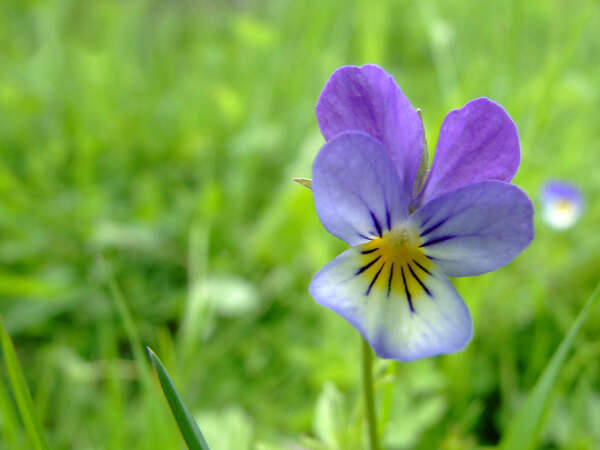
xmin=361 ymin=337 xmax=380 ymax=450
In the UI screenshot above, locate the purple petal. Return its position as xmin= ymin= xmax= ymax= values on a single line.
xmin=419 ymin=98 xmax=521 ymax=205
xmin=312 ymin=132 xmax=409 ymax=246
xmin=410 ymin=181 xmax=534 ymax=277
xmin=316 ymin=64 xmax=424 ymax=196
xmin=310 ymin=248 xmax=472 ymax=361
xmin=541 ymin=180 xmax=583 ymax=207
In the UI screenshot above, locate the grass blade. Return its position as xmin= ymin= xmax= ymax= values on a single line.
xmin=99 ymin=256 xmax=176 ymax=448
xmin=0 ymin=317 xmax=50 ymax=450
xmin=499 ymin=281 xmax=600 ymax=450
xmin=146 ymin=347 xmax=210 ymax=450
xmin=0 ymin=366 xmax=21 ymax=448
xmin=100 ymin=257 xmax=152 ymax=387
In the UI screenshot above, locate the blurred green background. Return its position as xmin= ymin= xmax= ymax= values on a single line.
xmin=1 ymin=0 xmax=599 ymax=448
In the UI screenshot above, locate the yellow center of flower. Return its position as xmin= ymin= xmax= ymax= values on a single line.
xmin=356 ymin=227 xmax=434 ymax=309
xmin=555 ymin=198 xmax=574 ymax=213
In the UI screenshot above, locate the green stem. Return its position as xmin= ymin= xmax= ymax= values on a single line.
xmin=362 ymin=337 xmax=380 ymax=450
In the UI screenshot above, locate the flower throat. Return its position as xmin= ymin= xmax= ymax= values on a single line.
xmin=355 ymin=226 xmax=434 ymax=311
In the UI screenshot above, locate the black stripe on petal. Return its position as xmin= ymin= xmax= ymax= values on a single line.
xmin=385 ymin=207 xmax=391 ymax=231
xmin=356 ymin=255 xmax=381 ymax=275
xmin=370 ymin=211 xmax=383 ymax=237
xmin=407 ymin=263 xmax=432 ymax=297
xmin=420 ymin=217 xmax=448 ymax=237
xmin=420 ymin=214 xmax=435 ymax=229
xmin=420 ymin=235 xmax=455 ymax=247
xmin=361 ymin=248 xmax=378 ymax=254
xmin=366 ymin=263 xmax=385 ymax=296
xmin=400 ymin=266 xmax=414 ymax=312
xmin=412 ymin=259 xmax=432 ymax=276
xmin=387 ymin=263 xmax=394 ymax=298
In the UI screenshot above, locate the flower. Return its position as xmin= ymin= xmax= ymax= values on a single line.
xmin=309 ymin=64 xmax=534 ymax=361
xmin=540 ymin=180 xmax=582 ymax=230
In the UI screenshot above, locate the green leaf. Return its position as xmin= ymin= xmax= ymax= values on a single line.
xmin=499 ymin=281 xmax=600 ymax=450
xmin=0 ymin=317 xmax=50 ymax=450
xmin=146 ymin=347 xmax=210 ymax=450
xmin=0 ymin=366 xmax=21 ymax=448
xmin=313 ymin=382 xmax=346 ymax=449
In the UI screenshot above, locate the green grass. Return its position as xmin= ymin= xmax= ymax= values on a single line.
xmin=0 ymin=317 xmax=49 ymax=450
xmin=147 ymin=347 xmax=210 ymax=450
xmin=1 ymin=0 xmax=600 ymax=448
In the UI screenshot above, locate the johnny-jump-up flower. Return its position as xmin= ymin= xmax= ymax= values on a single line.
xmin=540 ymin=180 xmax=583 ymax=230
xmin=309 ymin=64 xmax=534 ymax=361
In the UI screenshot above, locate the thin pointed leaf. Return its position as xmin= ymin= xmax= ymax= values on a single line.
xmin=499 ymin=282 xmax=600 ymax=450
xmin=0 ymin=317 xmax=50 ymax=450
xmin=293 ymin=178 xmax=312 ymax=190
xmin=0 ymin=366 xmax=21 ymax=448
xmin=147 ymin=347 xmax=210 ymax=450
xmin=413 ymin=108 xmax=429 ymax=197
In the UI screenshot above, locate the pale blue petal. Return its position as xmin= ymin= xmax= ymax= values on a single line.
xmin=411 ymin=181 xmax=534 ymax=277
xmin=312 ymin=132 xmax=410 ymax=246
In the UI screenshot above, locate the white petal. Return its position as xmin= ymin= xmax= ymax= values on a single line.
xmin=310 ymin=247 xmax=472 ymax=361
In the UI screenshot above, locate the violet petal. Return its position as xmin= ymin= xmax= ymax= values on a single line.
xmin=419 ymin=98 xmax=520 ymax=205
xmin=316 ymin=64 xmax=424 ymax=196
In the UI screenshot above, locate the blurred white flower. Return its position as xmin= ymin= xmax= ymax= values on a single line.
xmin=540 ymin=180 xmax=583 ymax=230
